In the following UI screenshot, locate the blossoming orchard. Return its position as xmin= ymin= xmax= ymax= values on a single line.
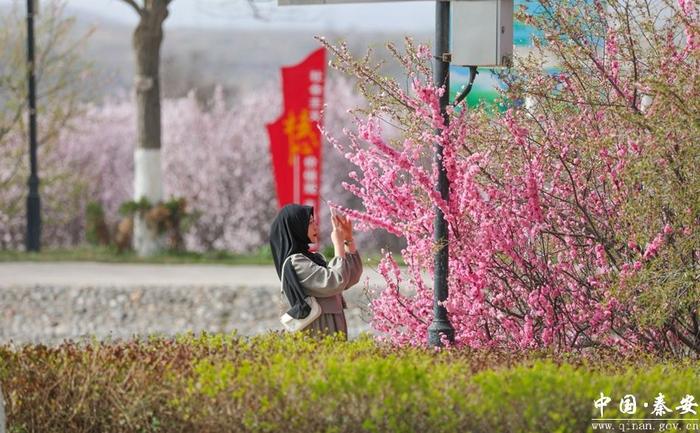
xmin=0 ymin=0 xmax=697 ymax=357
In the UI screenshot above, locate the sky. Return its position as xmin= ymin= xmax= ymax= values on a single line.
xmin=0 ymin=0 xmax=436 ymax=31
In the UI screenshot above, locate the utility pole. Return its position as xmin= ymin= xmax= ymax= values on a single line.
xmin=427 ymin=0 xmax=456 ymax=347
xmin=25 ymin=0 xmax=41 ymax=252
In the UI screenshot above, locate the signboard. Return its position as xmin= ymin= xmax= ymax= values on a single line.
xmin=266 ymin=48 xmax=326 ymax=214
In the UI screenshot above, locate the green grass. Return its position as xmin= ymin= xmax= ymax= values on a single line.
xmin=0 ymin=245 xmax=404 ymax=266
xmin=0 ymin=246 xmax=275 ymax=265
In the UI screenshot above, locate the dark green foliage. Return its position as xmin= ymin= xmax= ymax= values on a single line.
xmin=118 ymin=197 xmax=152 ymax=217
xmin=85 ymin=201 xmax=110 ymax=246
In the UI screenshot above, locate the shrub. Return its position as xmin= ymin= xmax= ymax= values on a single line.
xmin=117 ymin=196 xmax=192 ymax=251
xmin=0 ymin=332 xmax=698 ymax=433
xmin=85 ymin=201 xmax=110 ymax=246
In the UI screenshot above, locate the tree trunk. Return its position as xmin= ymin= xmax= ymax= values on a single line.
xmin=131 ymin=1 xmax=169 ymax=257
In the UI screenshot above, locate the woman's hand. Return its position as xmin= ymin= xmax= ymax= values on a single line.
xmin=333 ymin=214 xmax=353 ymax=241
xmin=330 ymin=214 xmax=346 ymax=258
xmin=332 ymin=213 xmax=356 ymax=254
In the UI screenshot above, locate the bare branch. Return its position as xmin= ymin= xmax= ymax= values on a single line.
xmin=245 ymin=0 xmax=265 ymax=21
xmin=119 ymin=0 xmax=144 ymax=15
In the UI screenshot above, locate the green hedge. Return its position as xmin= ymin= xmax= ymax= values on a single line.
xmin=1 ymin=331 xmax=698 ymax=433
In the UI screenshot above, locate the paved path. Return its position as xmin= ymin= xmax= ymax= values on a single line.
xmin=0 ymin=261 xmax=388 ymax=287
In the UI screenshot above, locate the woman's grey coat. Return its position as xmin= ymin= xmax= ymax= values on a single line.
xmin=280 ymin=251 xmax=363 ymax=338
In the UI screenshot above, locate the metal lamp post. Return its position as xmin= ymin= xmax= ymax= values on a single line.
xmin=427 ymin=0 xmax=455 ymax=347
xmin=25 ymin=0 xmax=41 ymax=252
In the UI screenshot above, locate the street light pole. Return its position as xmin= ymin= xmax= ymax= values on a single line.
xmin=427 ymin=0 xmax=455 ymax=347
xmin=25 ymin=0 xmax=41 ymax=252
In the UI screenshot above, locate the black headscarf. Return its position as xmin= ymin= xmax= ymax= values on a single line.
xmin=269 ymin=204 xmax=328 ymax=319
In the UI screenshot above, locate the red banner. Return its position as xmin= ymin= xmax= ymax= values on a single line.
xmin=267 ymin=48 xmax=325 ymax=218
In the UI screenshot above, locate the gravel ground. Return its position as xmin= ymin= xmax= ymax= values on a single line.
xmin=0 ymin=283 xmax=377 ymax=344
xmin=0 ymin=262 xmax=385 ymax=345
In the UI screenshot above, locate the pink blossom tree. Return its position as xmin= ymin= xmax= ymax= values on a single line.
xmin=1 ymin=76 xmax=372 ymax=253
xmin=322 ymin=0 xmax=699 ymax=354
xmin=319 ymin=77 xmax=406 ymax=253
xmin=53 ymin=86 xmax=281 ymax=253
xmin=161 ymin=87 xmax=278 ymax=252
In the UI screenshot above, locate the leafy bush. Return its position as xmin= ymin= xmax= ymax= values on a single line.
xmin=117 ymin=196 xmax=193 ymax=251
xmin=1 ymin=332 xmax=698 ymax=433
xmin=85 ymin=201 xmax=110 ymax=246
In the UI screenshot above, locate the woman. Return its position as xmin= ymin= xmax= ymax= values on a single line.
xmin=269 ymin=203 xmax=362 ymax=340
